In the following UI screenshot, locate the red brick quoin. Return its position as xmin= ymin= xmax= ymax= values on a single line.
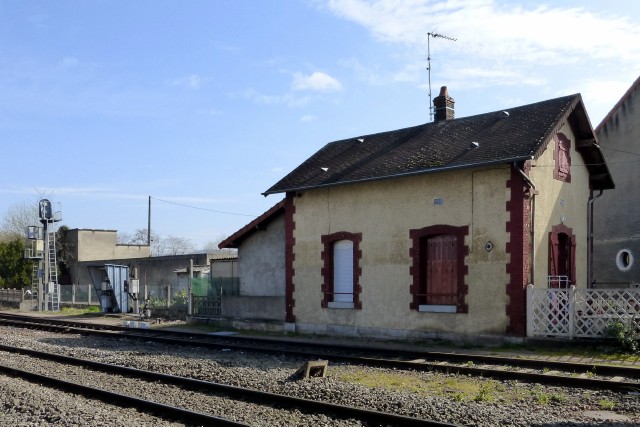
xmin=284 ymin=193 xmax=296 ymax=323
xmin=505 ymin=162 xmax=533 ymax=336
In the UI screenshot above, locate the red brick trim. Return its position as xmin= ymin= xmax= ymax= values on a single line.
xmin=553 ymin=132 xmax=571 ymax=183
xmin=284 ymin=193 xmax=296 ymax=322
xmin=409 ymin=224 xmax=469 ymax=313
xmin=505 ymin=162 xmax=533 ymax=336
xmin=320 ymin=232 xmax=363 ymax=309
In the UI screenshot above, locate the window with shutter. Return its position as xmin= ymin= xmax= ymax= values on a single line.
xmin=548 ymin=224 xmax=576 ymax=288
xmin=320 ymin=232 xmax=362 ymax=309
xmin=333 ymin=240 xmax=353 ymax=304
xmin=409 ymin=225 xmax=469 ymax=313
xmin=425 ymin=235 xmax=457 ymax=306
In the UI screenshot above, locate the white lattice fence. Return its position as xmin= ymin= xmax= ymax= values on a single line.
xmin=574 ymin=289 xmax=640 ymax=337
xmin=527 ymin=285 xmax=640 ymax=339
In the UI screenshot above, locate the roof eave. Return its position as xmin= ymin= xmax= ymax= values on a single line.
xmin=218 ymin=199 xmax=286 ymax=249
xmin=262 ymin=156 xmax=532 ymax=195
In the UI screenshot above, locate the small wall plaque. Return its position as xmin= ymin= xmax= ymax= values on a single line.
xmin=434 ymin=198 xmax=444 ymax=206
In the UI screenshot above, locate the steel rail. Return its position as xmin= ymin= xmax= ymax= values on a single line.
xmin=0 ymin=362 xmax=248 ymax=426
xmin=1 ymin=312 xmax=637 ymax=376
xmin=2 ymin=313 xmax=640 ymax=392
xmin=0 ymin=343 xmax=457 ymax=427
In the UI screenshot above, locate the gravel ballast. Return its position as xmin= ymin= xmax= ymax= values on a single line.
xmin=1 ymin=325 xmax=639 ymax=426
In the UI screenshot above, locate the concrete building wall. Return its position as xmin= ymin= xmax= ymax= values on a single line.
xmin=594 ymin=85 xmax=640 ymax=286
xmin=291 ymin=165 xmax=512 ymax=338
xmin=222 ymin=296 xmax=285 ymax=321
xmin=211 ymin=259 xmax=238 ymax=278
xmin=529 ymin=122 xmax=591 ymax=289
xmin=237 ymin=214 xmax=285 ymax=296
xmin=67 ymin=229 xmax=150 ymax=262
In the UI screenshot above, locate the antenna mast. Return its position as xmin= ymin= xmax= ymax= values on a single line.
xmin=427 ymin=32 xmax=457 ymax=121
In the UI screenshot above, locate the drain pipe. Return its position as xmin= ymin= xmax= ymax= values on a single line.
xmin=515 ymin=163 xmax=537 ymax=286
xmin=587 ymin=190 xmax=604 ymax=288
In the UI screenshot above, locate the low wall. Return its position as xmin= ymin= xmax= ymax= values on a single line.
xmin=0 ymin=288 xmax=23 ymax=304
xmin=222 ymin=296 xmax=285 ymax=321
xmin=147 ymin=307 xmax=187 ymax=320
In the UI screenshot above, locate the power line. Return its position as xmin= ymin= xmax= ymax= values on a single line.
xmin=600 ymin=146 xmax=640 ymax=156
xmin=151 ymin=196 xmax=257 ymax=217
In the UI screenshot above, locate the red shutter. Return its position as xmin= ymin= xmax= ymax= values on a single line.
xmin=426 ymin=235 xmax=456 ymax=304
xmin=549 ymin=233 xmax=559 ymax=278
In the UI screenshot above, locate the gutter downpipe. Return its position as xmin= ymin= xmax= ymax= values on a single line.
xmin=587 ymin=190 xmax=604 ymax=288
xmin=515 ymin=163 xmax=537 ymax=287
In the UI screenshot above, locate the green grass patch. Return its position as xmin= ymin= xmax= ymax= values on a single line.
xmin=599 ymin=399 xmax=616 ymax=410
xmin=334 ymin=369 xmax=519 ymax=403
xmin=57 ymin=306 xmax=101 ymax=316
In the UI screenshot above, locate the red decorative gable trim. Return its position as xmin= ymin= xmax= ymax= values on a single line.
xmin=218 ymin=199 xmax=286 ymax=249
xmin=284 ymin=193 xmax=296 ymax=322
xmin=553 ymin=133 xmax=571 ymax=183
xmin=505 ymin=162 xmax=532 ymax=336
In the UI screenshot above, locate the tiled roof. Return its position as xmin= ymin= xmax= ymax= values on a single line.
xmin=264 ymin=94 xmax=614 ymax=194
xmin=218 ymin=199 xmax=285 ymax=249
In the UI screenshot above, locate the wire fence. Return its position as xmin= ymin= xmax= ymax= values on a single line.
xmin=59 ymin=284 xmax=100 ymax=305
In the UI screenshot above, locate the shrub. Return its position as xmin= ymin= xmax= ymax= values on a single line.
xmin=604 ymin=320 xmax=639 ymax=353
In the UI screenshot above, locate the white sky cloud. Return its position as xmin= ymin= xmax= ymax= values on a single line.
xmin=292 ymin=71 xmax=343 ymax=92
xmin=170 ymin=74 xmax=204 ymax=89
xmin=326 ymin=1 xmax=640 ymax=84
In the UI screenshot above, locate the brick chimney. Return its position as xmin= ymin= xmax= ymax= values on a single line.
xmin=433 ymin=86 xmax=454 ymax=121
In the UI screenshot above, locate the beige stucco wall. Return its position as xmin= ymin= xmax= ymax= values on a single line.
xmin=291 ymin=166 xmax=512 ymax=337
xmin=238 ymin=214 xmax=285 ymax=296
xmin=529 ymin=123 xmax=590 ymax=290
xmin=68 ymin=229 xmax=150 ymax=262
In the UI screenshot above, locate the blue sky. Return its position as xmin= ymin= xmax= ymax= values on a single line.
xmin=1 ymin=0 xmax=639 ymax=249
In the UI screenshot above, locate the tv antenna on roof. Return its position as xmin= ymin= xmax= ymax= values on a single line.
xmin=427 ymin=32 xmax=457 ymax=121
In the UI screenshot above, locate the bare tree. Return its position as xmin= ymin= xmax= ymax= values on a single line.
xmin=203 ymin=234 xmax=238 ymax=256
xmin=117 ymin=228 xmax=195 ymax=256
xmin=163 ymin=235 xmax=196 ymax=256
xmin=117 ymin=228 xmax=159 ymax=246
xmin=0 ymin=201 xmax=39 ymax=242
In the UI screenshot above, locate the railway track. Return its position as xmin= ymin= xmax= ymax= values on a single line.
xmin=2 ymin=312 xmax=640 ymax=393
xmin=0 ymin=342 xmax=456 ymax=427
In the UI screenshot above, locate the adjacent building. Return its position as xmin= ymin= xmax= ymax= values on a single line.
xmin=593 ymin=76 xmax=640 ymax=287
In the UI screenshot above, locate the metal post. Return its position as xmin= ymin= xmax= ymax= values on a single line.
xmin=188 ymin=259 xmax=193 ymax=316
xmin=40 ymin=221 xmax=47 ymax=312
xmin=568 ymin=285 xmax=576 ymax=339
xmin=147 ymin=196 xmax=151 ymax=248
xmin=526 ymin=284 xmax=534 ymax=337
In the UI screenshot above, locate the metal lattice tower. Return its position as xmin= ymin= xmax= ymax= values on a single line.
xmin=25 ymin=199 xmax=62 ymax=311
